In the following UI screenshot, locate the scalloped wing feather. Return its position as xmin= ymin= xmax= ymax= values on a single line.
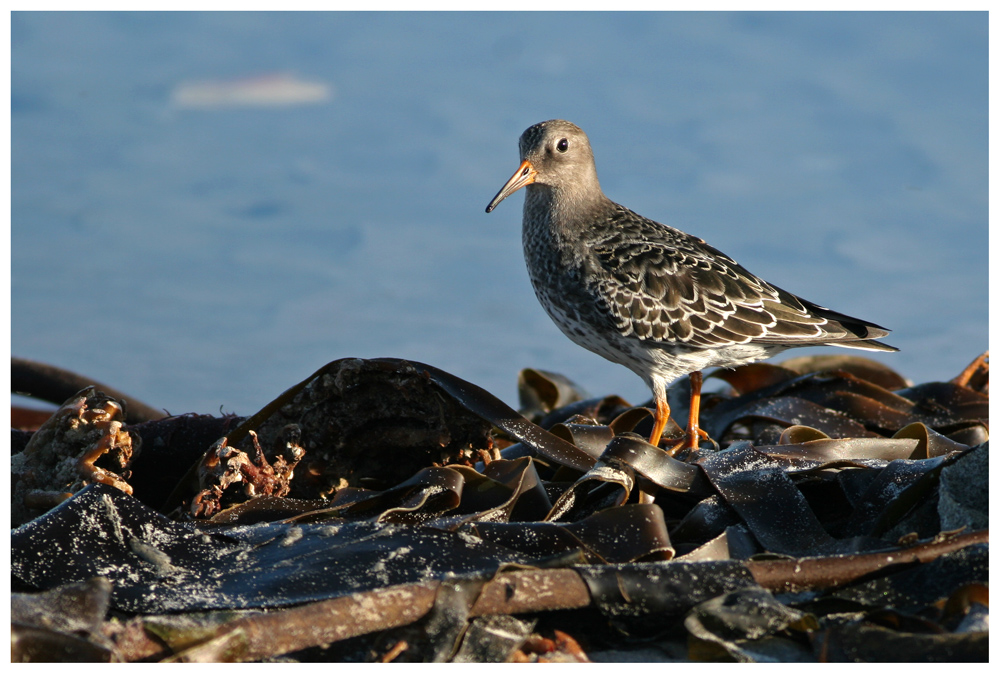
xmin=589 ymin=206 xmax=894 ymax=352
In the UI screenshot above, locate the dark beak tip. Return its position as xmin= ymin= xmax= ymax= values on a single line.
xmin=485 ymin=193 xmax=505 ymax=214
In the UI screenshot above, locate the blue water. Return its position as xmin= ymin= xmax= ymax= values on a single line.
xmin=11 ymin=12 xmax=988 ymax=416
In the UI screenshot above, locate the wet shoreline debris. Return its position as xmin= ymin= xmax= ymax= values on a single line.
xmin=10 ymin=352 xmax=989 ymax=662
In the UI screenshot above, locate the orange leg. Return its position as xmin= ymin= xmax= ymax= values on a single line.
xmin=667 ymin=371 xmax=711 ymax=456
xmin=686 ymin=371 xmax=710 ymax=448
xmin=640 ymin=391 xmax=671 ymax=503
xmin=648 ymin=393 xmax=670 ymax=448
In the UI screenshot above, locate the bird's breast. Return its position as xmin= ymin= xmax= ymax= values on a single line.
xmin=521 ymin=215 xmax=616 ymax=349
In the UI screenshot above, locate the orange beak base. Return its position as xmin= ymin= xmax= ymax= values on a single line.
xmin=486 ymin=160 xmax=537 ymax=213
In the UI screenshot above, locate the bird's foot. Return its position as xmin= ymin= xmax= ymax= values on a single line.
xmin=666 ymin=427 xmax=713 ymax=458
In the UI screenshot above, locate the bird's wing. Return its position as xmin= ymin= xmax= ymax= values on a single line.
xmin=587 ymin=206 xmax=883 ymax=349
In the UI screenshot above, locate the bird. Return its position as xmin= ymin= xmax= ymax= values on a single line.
xmin=485 ymin=119 xmax=897 ymax=455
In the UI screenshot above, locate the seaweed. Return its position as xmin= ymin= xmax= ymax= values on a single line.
xmin=10 ymin=352 xmax=989 ymax=662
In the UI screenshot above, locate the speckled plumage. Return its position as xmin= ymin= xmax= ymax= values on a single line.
xmin=487 ymin=119 xmax=897 ymax=450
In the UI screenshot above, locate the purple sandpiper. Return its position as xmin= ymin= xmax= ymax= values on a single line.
xmin=486 ymin=119 xmax=897 ymax=453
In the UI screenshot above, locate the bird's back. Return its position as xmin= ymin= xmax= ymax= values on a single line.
xmin=531 ymin=198 xmax=896 ymax=358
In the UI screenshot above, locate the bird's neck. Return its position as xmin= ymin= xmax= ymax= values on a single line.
xmin=523 ymin=183 xmax=612 ymax=242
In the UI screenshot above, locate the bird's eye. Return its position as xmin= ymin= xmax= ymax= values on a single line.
xmin=556 ymin=138 xmax=569 ymax=153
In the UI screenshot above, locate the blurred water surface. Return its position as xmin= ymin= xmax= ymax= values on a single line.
xmin=11 ymin=12 xmax=988 ymax=415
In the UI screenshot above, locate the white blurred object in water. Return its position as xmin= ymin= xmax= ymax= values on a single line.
xmin=171 ymin=73 xmax=333 ymax=109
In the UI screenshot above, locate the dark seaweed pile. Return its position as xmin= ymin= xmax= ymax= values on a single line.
xmin=10 ymin=353 xmax=989 ymax=662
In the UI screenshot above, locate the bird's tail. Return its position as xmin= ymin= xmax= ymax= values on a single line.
xmin=831 ymin=338 xmax=899 ymax=353
xmin=801 ymin=300 xmax=899 ymax=353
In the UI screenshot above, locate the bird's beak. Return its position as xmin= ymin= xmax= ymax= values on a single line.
xmin=485 ymin=160 xmax=537 ymax=213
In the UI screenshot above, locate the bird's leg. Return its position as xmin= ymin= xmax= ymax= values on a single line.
xmin=667 ymin=371 xmax=711 ymax=457
xmin=637 ymin=389 xmax=671 ymax=504
xmin=685 ymin=370 xmax=710 ymax=448
xmin=648 ymin=391 xmax=670 ymax=448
